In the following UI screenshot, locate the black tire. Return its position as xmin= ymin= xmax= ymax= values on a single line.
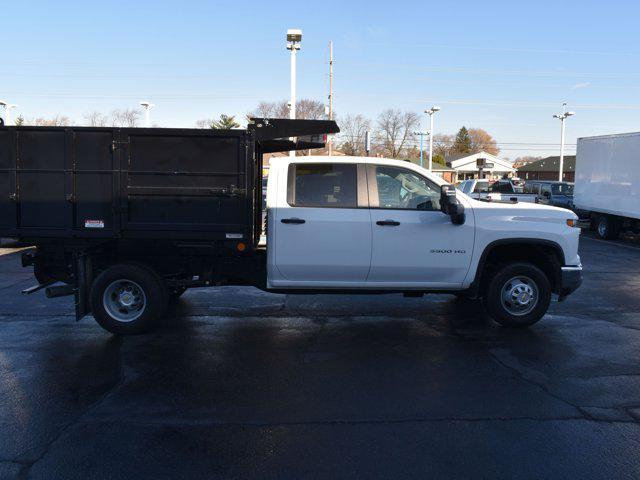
xmin=596 ymin=215 xmax=619 ymax=240
xmin=483 ymin=262 xmax=551 ymax=328
xmin=90 ymin=263 xmax=166 ymax=335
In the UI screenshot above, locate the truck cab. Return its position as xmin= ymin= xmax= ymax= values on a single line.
xmin=267 ymin=157 xmax=475 ymax=289
xmin=264 ymin=156 xmax=582 ymax=327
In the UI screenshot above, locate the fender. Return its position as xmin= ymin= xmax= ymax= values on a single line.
xmin=467 ymin=238 xmax=565 ymax=297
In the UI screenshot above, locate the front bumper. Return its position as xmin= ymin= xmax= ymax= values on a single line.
xmin=558 ymin=264 xmax=583 ymax=301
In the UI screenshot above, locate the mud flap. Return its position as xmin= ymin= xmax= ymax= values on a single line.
xmin=74 ymin=254 xmax=93 ymax=321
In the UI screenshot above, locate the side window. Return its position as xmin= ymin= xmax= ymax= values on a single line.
xmin=288 ymin=163 xmax=358 ymax=208
xmin=541 ymin=185 xmax=552 ymax=196
xmin=373 ymin=165 xmax=441 ymax=211
xmin=499 ymin=182 xmax=513 ymax=193
xmin=474 ymin=182 xmax=489 ymax=193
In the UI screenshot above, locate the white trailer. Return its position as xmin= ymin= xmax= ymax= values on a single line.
xmin=575 ymin=132 xmax=640 ymax=239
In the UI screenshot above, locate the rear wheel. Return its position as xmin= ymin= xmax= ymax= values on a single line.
xmin=597 ymin=215 xmax=620 ymax=240
xmin=90 ymin=264 xmax=166 ymax=335
xmin=484 ymin=263 xmax=551 ymax=328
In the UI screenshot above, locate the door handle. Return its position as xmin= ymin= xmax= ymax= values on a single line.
xmin=281 ymin=218 xmax=306 ymax=224
xmin=376 ymin=220 xmax=400 ymax=226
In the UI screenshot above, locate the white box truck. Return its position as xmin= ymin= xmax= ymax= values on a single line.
xmin=575 ymin=132 xmax=640 ymax=239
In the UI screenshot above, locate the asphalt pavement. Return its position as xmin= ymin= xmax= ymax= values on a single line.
xmin=0 ymin=233 xmax=639 ymax=479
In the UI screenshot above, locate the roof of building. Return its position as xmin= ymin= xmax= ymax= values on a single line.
xmin=431 ymin=164 xmax=455 ymax=171
xmin=517 ymin=155 xmax=576 ymax=172
xmin=446 ymin=151 xmax=515 ymax=173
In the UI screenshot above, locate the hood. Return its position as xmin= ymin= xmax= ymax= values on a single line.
xmin=462 ymin=195 xmax=577 ymax=219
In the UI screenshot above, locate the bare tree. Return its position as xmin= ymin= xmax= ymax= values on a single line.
xmin=195 ymin=119 xmax=214 ymax=129
xmin=34 ymin=115 xmax=71 ymax=126
xmin=296 ymin=99 xmax=326 ymax=120
xmin=248 ymin=100 xmax=288 ymax=120
xmin=84 ymin=111 xmax=108 ymax=127
xmin=248 ymin=99 xmax=326 ymax=121
xmin=338 ymin=114 xmax=371 ymax=156
xmin=375 ymin=109 xmax=419 ymax=158
xmin=111 ymin=108 xmax=141 ymax=127
xmin=432 ymin=133 xmax=454 ymax=159
xmin=468 ymin=128 xmax=500 ymax=156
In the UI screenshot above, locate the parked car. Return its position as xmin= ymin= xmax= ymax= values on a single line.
xmin=524 ymin=181 xmax=574 ymax=210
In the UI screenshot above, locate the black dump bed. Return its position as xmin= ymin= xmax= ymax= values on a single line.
xmin=0 ymin=118 xmax=338 ymax=247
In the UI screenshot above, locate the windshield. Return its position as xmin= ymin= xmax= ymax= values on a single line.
xmin=552 ymin=183 xmax=574 ymax=195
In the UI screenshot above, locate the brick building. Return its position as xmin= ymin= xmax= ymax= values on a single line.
xmin=517 ymin=155 xmax=576 ymax=182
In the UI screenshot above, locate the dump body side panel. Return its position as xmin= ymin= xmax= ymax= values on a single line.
xmin=0 ymin=126 xmax=255 ymax=244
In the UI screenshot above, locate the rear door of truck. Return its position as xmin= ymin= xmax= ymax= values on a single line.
xmin=272 ymin=161 xmax=371 ymax=284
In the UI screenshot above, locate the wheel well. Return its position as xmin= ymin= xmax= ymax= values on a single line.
xmin=476 ymin=242 xmax=563 ymax=296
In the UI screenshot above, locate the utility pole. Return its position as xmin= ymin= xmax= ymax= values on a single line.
xmin=364 ymin=131 xmax=371 ymax=157
xmin=553 ymin=103 xmax=575 ymax=181
xmin=328 ymin=41 xmax=334 ymax=156
xmin=425 ymin=106 xmax=441 ymax=171
xmin=287 ymin=29 xmax=302 ymax=158
xmin=413 ymin=131 xmax=429 ymax=168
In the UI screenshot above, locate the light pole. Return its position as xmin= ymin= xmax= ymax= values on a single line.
xmin=553 ymin=103 xmax=575 ymax=181
xmin=425 ymin=106 xmax=440 ymax=171
xmin=0 ymin=100 xmax=18 ymax=125
xmin=413 ymin=131 xmax=430 ymax=168
xmin=286 ymin=29 xmax=302 ymax=157
xmin=139 ymin=101 xmax=155 ymax=127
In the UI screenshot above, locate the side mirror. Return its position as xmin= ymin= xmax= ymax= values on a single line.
xmin=543 ymin=191 xmax=551 ymax=198
xmin=440 ymin=185 xmax=466 ymax=225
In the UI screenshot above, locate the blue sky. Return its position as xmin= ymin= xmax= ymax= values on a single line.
xmin=3 ymin=0 xmax=640 ymax=158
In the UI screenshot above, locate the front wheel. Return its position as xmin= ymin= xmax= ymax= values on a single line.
xmin=90 ymin=264 xmax=167 ymax=335
xmin=484 ymin=263 xmax=551 ymax=328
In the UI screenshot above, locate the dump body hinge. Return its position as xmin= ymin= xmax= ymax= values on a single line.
xmin=111 ymin=140 xmax=129 ymax=151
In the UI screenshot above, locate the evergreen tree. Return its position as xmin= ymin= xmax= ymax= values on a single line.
xmin=211 ymin=114 xmax=240 ymax=129
xmin=453 ymin=126 xmax=471 ymax=154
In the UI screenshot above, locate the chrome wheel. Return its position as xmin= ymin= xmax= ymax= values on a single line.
xmin=597 ymin=217 xmax=608 ymax=238
xmin=103 ymin=279 xmax=146 ymax=323
xmin=500 ymin=276 xmax=538 ymax=316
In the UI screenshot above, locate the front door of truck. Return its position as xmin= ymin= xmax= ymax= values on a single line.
xmin=366 ymin=164 xmax=474 ymax=288
xmin=273 ymin=162 xmax=371 ymax=285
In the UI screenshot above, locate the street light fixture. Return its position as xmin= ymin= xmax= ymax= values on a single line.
xmin=286 ymin=29 xmax=302 ymax=157
xmin=553 ymin=103 xmax=575 ymax=181
xmin=139 ymin=101 xmax=155 ymax=127
xmin=0 ymin=100 xmax=18 ymax=126
xmin=425 ymin=106 xmax=441 ymax=171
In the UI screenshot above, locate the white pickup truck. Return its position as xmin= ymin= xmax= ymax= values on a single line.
xmin=264 ymin=156 xmax=582 ymax=329
xmin=458 ymin=178 xmax=537 ymax=203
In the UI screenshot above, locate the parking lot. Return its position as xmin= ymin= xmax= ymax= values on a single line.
xmin=0 ymin=233 xmax=638 ymax=479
